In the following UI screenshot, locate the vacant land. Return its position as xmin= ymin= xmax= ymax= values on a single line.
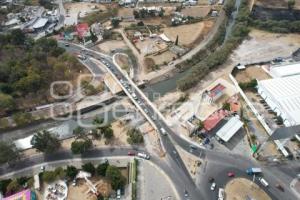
xmin=163 ymin=21 xmax=214 ymax=47
xmin=96 ymin=40 xmax=127 ymax=53
xmin=148 ymin=50 xmax=177 ymax=65
xmin=231 ymin=29 xmax=300 ymax=64
xmin=181 ymin=6 xmax=211 ymax=18
xmin=235 ymin=65 xmax=271 ymax=83
xmin=225 ymin=178 xmax=271 ymax=200
xmin=68 ymin=178 xmax=112 ymax=200
xmin=115 ymin=54 xmax=130 ymax=73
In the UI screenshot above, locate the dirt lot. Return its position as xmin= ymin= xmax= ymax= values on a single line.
xmin=96 ymin=40 xmax=127 ymax=53
xmin=256 ymin=0 xmax=300 ymax=9
xmin=163 ymin=20 xmax=214 ymax=47
xmin=135 ymin=38 xmax=168 ymax=55
xmin=235 ymin=65 xmax=271 ymax=83
xmin=225 ymin=178 xmax=271 ymax=200
xmin=115 ymin=54 xmax=130 ymax=73
xmin=181 ymin=6 xmax=211 ymax=18
xmin=147 ymin=50 xmax=177 ymax=65
xmin=231 ymin=29 xmax=300 ymax=64
xmin=68 ymin=178 xmax=112 ymax=200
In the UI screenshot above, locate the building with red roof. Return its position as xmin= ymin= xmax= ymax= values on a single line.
xmin=203 ymin=109 xmax=229 ymax=132
xmin=76 ymin=23 xmax=90 ymax=39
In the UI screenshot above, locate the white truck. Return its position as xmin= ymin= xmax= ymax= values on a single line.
xmin=218 ymin=188 xmax=225 ymax=200
xmin=258 ymin=177 xmax=269 ymax=187
xmin=137 ymin=152 xmax=150 ymax=160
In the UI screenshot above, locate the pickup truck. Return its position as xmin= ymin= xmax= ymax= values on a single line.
xmin=246 ymin=167 xmax=262 ymax=175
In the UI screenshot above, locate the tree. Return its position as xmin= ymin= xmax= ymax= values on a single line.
xmin=0 ymin=179 xmax=12 ymax=195
xmin=105 ymin=165 xmax=126 ymax=190
xmin=137 ymin=21 xmax=144 ymax=26
xmin=103 ymin=126 xmax=114 ymax=140
xmin=127 ymin=128 xmax=144 ymax=144
xmin=73 ymin=126 xmax=86 ymax=139
xmin=133 ymin=10 xmax=140 ymax=19
xmin=223 ymin=0 xmax=236 ymax=17
xmin=97 ymin=161 xmax=109 ymax=176
xmin=71 ymin=139 xmax=92 ymax=154
xmin=111 ymin=18 xmax=120 ymax=28
xmin=222 ymin=102 xmax=231 ymax=111
xmin=10 ymin=29 xmax=26 ymax=45
xmin=12 ymin=112 xmax=33 ymax=126
xmin=288 ymin=0 xmax=295 ymax=9
xmin=0 ymin=141 xmax=19 ymax=164
xmin=158 ymin=8 xmax=165 ymax=17
xmin=54 ymin=167 xmax=66 ymax=179
xmin=6 ymin=179 xmax=20 ymax=194
xmin=42 ymin=171 xmax=57 ymax=183
xmin=31 ymin=130 xmax=61 ymax=154
xmin=82 ymin=163 xmax=96 ymax=176
xmin=66 ymin=166 xmax=78 ymax=180
xmin=0 ymin=93 xmax=15 ymax=112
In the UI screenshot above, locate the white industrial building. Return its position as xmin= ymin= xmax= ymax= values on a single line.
xmin=270 ymin=62 xmax=300 ymax=78
xmin=257 ymin=75 xmax=300 ymax=126
xmin=216 ymin=116 xmax=243 ymax=142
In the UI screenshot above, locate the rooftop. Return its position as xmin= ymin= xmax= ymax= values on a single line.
xmin=32 ymin=18 xmax=48 ymax=29
xmin=270 ymin=62 xmax=300 ymax=78
xmin=258 ymin=75 xmax=300 ymax=126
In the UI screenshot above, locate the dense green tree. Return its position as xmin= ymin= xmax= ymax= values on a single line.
xmin=0 ymin=93 xmax=15 ymax=111
xmin=12 ymin=112 xmax=33 ymax=126
xmin=31 ymin=130 xmax=61 ymax=153
xmin=96 ymin=161 xmax=109 ymax=176
xmin=0 ymin=141 xmax=19 ymax=164
xmin=105 ymin=165 xmax=126 ymax=190
xmin=10 ymin=29 xmax=26 ymax=45
xmin=111 ymin=18 xmax=120 ymax=28
xmin=73 ymin=126 xmax=86 ymax=139
xmin=127 ymin=128 xmax=144 ymax=144
xmin=0 ymin=179 xmax=12 ymax=195
xmin=42 ymin=171 xmax=57 ymax=183
xmin=288 ymin=0 xmax=295 ymax=9
xmin=65 ymin=166 xmax=78 ymax=180
xmin=82 ymin=163 xmax=96 ymax=176
xmin=103 ymin=125 xmax=114 ymax=140
xmin=54 ymin=167 xmax=66 ymax=179
xmin=6 ymin=179 xmax=21 ymax=194
xmin=223 ymin=0 xmax=236 ymax=17
xmin=71 ymin=139 xmax=92 ymax=154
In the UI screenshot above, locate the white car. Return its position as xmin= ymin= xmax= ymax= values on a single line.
xmin=210 ymin=182 xmax=216 ymax=191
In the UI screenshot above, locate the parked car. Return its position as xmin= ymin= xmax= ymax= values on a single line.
xmin=210 ymin=182 xmax=216 ymax=191
xmin=137 ymin=152 xmax=150 ymax=160
xmin=227 ymin=172 xmax=235 ymax=177
xmin=128 ymin=151 xmax=135 ymax=156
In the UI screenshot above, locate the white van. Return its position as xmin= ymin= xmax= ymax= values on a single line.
xmin=258 ymin=177 xmax=269 ymax=187
xmin=218 ymin=188 xmax=225 ymax=200
xmin=137 ymin=152 xmax=150 ymax=160
xmin=116 ymin=189 xmax=121 ymax=199
xmin=160 ymin=128 xmax=167 ymax=136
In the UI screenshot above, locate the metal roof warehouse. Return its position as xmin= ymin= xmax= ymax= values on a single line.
xmin=258 ymin=75 xmax=300 ymax=126
xmin=216 ymin=116 xmax=243 ymax=142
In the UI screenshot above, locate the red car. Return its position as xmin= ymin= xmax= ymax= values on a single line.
xmin=128 ymin=151 xmax=135 ymax=156
xmin=227 ymin=172 xmax=235 ymax=177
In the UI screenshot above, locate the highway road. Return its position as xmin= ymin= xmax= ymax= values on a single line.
xmin=59 ymin=42 xmax=299 ymax=200
xmin=0 ymin=42 xmax=298 ymax=200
